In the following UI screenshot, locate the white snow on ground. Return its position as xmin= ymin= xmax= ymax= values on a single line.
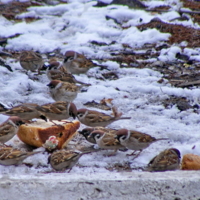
xmin=0 ymin=0 xmax=200 ymax=174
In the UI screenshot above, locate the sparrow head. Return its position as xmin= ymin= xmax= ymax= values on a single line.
xmin=48 ymin=61 xmax=60 ymax=70
xmin=47 ymin=80 xmax=62 ymax=89
xmin=69 ymin=103 xmax=77 ymax=119
xmin=78 ymin=127 xmax=95 ymax=138
xmin=88 ymin=130 xmax=104 ymax=141
xmin=8 ymin=116 xmax=25 ymax=126
xmin=77 ymin=108 xmax=88 ymax=119
xmin=64 ymin=51 xmax=78 ymax=63
xmin=169 ymin=148 xmax=181 ymax=158
xmin=115 ymin=129 xmax=129 ymax=141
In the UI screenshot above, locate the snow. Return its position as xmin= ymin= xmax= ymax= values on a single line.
xmin=1 ymin=0 xmax=200 ymax=175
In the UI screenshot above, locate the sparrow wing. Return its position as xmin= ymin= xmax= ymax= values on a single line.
xmin=0 ymin=123 xmax=14 ymax=137
xmin=130 ymin=131 xmax=156 ymax=143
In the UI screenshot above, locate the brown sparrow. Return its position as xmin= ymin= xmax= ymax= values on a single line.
xmin=19 ymin=50 xmax=44 ymax=73
xmin=88 ymin=130 xmax=123 ymax=155
xmin=36 ymin=101 xmax=77 ymax=122
xmin=77 ymin=108 xmax=131 ymax=127
xmin=0 ymin=116 xmax=25 ymax=143
xmin=47 ymin=80 xmax=80 ymax=102
xmin=47 ymin=61 xmax=90 ymax=86
xmin=147 ymin=148 xmax=181 ymax=172
xmin=62 ymin=51 xmax=95 ymax=74
xmin=79 ymin=127 xmax=118 ymax=144
xmin=115 ymin=129 xmax=168 ymax=158
xmin=48 ymin=149 xmax=90 ymax=171
xmin=1 ymin=103 xmax=47 ymax=122
xmin=0 ymin=145 xmax=41 ymax=166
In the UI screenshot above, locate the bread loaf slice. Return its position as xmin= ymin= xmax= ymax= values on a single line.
xmin=17 ymin=120 xmax=80 ymax=149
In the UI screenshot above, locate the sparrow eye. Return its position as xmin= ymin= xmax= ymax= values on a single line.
xmin=96 ymin=134 xmax=101 ymax=139
xmin=78 ymin=113 xmax=83 ymax=118
xmin=64 ymin=56 xmax=73 ymax=63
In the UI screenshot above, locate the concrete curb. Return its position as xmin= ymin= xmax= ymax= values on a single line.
xmin=0 ymin=171 xmax=200 ymax=200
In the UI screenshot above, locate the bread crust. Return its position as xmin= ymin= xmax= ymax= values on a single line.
xmin=181 ymin=153 xmax=200 ymax=170
xmin=17 ymin=120 xmax=80 ymax=149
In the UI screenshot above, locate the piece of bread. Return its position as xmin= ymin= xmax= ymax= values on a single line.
xmin=181 ymin=153 xmax=200 ymax=170
xmin=17 ymin=119 xmax=80 ymax=149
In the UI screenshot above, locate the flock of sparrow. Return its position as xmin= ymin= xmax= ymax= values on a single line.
xmin=0 ymin=50 xmax=181 ymax=172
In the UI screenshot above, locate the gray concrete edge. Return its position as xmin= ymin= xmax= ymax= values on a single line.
xmin=0 ymin=171 xmax=200 ymax=200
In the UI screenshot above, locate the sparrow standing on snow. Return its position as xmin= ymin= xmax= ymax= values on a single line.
xmin=36 ymin=101 xmax=77 ymax=123
xmin=47 ymin=61 xmax=90 ymax=86
xmin=77 ymin=107 xmax=131 ymax=127
xmin=88 ymin=130 xmax=123 ymax=155
xmin=62 ymin=51 xmax=95 ymax=74
xmin=47 ymin=80 xmax=80 ymax=102
xmin=0 ymin=116 xmax=24 ymax=143
xmin=115 ymin=129 xmax=168 ymax=158
xmin=79 ymin=127 xmax=118 ymax=144
xmin=19 ymin=50 xmax=44 ymax=73
xmin=0 ymin=103 xmax=46 ymax=122
xmin=48 ymin=149 xmax=91 ymax=171
xmin=0 ymin=145 xmax=41 ymax=166
xmin=147 ymin=148 xmax=181 ymax=172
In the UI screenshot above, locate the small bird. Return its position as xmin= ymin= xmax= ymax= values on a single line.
xmin=88 ymin=130 xmax=123 ymax=155
xmin=0 ymin=103 xmax=46 ymax=122
xmin=47 ymin=61 xmax=90 ymax=86
xmin=77 ymin=107 xmax=131 ymax=127
xmin=79 ymin=127 xmax=118 ymax=144
xmin=0 ymin=145 xmax=41 ymax=166
xmin=115 ymin=129 xmax=168 ymax=158
xmin=47 ymin=80 xmax=80 ymax=102
xmin=147 ymin=148 xmax=181 ymax=172
xmin=0 ymin=116 xmax=25 ymax=143
xmin=48 ymin=149 xmax=91 ymax=171
xmin=36 ymin=101 xmax=77 ymax=123
xmin=19 ymin=50 xmax=44 ymax=73
xmin=62 ymin=51 xmax=95 ymax=74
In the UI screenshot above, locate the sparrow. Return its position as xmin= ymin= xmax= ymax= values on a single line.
xmin=47 ymin=61 xmax=90 ymax=86
xmin=88 ymin=130 xmax=123 ymax=155
xmin=77 ymin=107 xmax=131 ymax=127
xmin=147 ymin=148 xmax=181 ymax=172
xmin=115 ymin=129 xmax=168 ymax=158
xmin=0 ymin=145 xmax=41 ymax=166
xmin=36 ymin=101 xmax=77 ymax=123
xmin=79 ymin=127 xmax=118 ymax=144
xmin=19 ymin=50 xmax=44 ymax=73
xmin=62 ymin=51 xmax=95 ymax=74
xmin=47 ymin=80 xmax=80 ymax=102
xmin=0 ymin=116 xmax=25 ymax=143
xmin=0 ymin=103 xmax=47 ymax=122
xmin=48 ymin=149 xmax=91 ymax=171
